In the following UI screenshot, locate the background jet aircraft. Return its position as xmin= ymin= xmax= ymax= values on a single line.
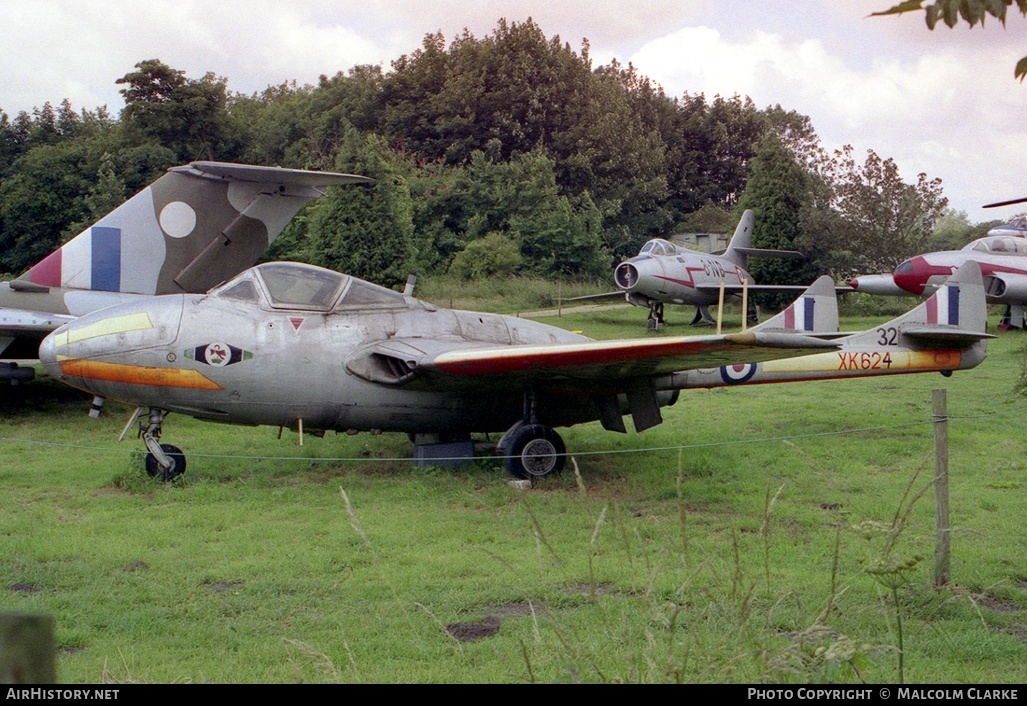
xmin=0 ymin=161 xmax=373 ymax=382
xmin=576 ymin=210 xmax=811 ymax=330
xmin=849 ymin=228 xmax=1027 ymax=329
xmin=39 ymin=258 xmax=988 ymax=482
xmin=850 ymin=196 xmax=1027 ymax=329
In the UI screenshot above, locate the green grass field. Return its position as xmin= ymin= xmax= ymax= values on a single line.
xmin=2 ymin=303 xmax=1026 ymax=683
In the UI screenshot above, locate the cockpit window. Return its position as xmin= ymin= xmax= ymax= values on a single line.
xmin=217 ymin=279 xmax=260 ymax=302
xmin=336 ymin=279 xmax=406 ymax=309
xmin=639 ymin=239 xmax=677 ymax=257
xmin=257 ymin=262 xmax=347 ymax=310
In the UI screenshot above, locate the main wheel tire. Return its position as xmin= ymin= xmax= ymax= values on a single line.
xmin=145 ymin=443 xmax=186 ymax=482
xmin=502 ymin=424 xmax=566 ymax=479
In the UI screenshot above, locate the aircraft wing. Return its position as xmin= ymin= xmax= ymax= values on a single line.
xmin=347 ymin=332 xmax=838 ymax=392
xmin=557 ymin=291 xmax=626 ymax=304
xmin=0 ymin=308 xmax=75 ymax=343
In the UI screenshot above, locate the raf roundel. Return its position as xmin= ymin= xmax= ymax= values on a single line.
xmin=719 ymin=363 xmax=757 ymax=385
xmin=159 ymin=201 xmax=197 ymax=239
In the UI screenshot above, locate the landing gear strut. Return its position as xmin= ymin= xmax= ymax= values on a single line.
xmin=998 ymin=304 xmax=1026 ymax=331
xmin=139 ymin=409 xmax=186 ymax=481
xmin=647 ymin=301 xmax=665 ymax=331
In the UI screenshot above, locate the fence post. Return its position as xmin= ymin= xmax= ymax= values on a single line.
xmin=933 ymin=388 xmax=951 ymax=587
xmin=1 ymin=613 xmax=56 ymax=683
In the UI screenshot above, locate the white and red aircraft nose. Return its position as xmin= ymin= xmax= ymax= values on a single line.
xmin=848 ymin=274 xmax=907 ymax=296
xmin=892 ymin=257 xmax=928 ymax=295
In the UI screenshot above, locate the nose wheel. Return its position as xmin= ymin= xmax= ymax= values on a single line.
xmin=500 ymin=422 xmax=566 ymax=479
xmin=137 ymin=409 xmax=186 ymax=482
xmin=145 ymin=444 xmax=187 ymax=481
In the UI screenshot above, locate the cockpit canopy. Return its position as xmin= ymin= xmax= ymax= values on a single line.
xmin=964 ymin=236 xmax=1027 ymax=255
xmin=212 ymin=262 xmax=407 ymax=311
xmin=638 ymin=239 xmax=678 ymax=257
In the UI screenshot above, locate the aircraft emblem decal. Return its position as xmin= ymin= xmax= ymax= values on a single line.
xmin=783 ymin=296 xmax=816 ymax=331
xmin=185 ymin=342 xmax=253 ymax=367
xmin=719 ymin=363 xmax=758 ymax=385
xmin=926 ymin=285 xmax=959 ymax=326
xmin=289 ymin=317 xmax=304 ymax=331
xmin=27 ymin=226 xmax=123 ymax=291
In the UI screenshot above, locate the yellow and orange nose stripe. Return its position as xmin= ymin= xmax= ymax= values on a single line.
xmin=52 ymin=312 xmax=154 ymax=347
xmin=59 ymin=359 xmax=223 ymax=390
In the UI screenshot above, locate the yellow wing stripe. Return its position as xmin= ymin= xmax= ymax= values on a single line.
xmin=53 ymin=312 xmax=153 ymax=347
xmin=59 ymin=359 xmax=223 ymax=390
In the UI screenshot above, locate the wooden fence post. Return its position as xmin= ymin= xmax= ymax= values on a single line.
xmin=0 ymin=613 xmax=56 ymax=683
xmin=933 ymin=388 xmax=951 ymax=587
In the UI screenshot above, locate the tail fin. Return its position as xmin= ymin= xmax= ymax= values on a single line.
xmin=750 ymin=275 xmax=838 ymax=335
xmin=721 ymin=209 xmax=804 ymax=268
xmin=15 ymin=162 xmax=372 ymax=296
xmin=842 ymin=261 xmax=991 ymax=348
xmin=721 ymin=210 xmax=755 ymax=267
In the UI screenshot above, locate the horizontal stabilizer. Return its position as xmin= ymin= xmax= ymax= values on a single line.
xmin=729 ymin=248 xmax=804 ymax=259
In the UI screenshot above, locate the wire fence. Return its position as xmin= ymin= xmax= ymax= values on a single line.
xmin=3 ymin=402 xmax=1025 ymax=465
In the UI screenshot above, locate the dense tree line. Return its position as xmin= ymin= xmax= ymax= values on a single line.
xmin=1 ymin=19 xmax=974 ymax=291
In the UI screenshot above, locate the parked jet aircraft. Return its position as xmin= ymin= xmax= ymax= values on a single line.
xmin=849 ymin=231 xmax=1027 ymax=329
xmin=850 ymin=196 xmax=1027 ymax=329
xmin=0 ymin=161 xmax=373 ymax=382
xmin=38 ymin=258 xmax=988 ymax=481
xmin=575 ymin=210 xmax=810 ymax=330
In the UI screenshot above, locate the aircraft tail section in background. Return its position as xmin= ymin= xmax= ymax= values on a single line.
xmin=1 ymin=161 xmax=373 ymax=381
xmin=666 ymin=261 xmax=990 ymax=391
xmin=15 ymin=162 xmax=373 ymax=297
xmin=749 ymin=275 xmax=838 ymax=335
xmin=720 ymin=209 xmax=803 ymax=269
xmin=841 ymin=260 xmax=989 ymax=349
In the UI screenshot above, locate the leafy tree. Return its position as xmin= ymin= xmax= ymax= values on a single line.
xmin=873 ymin=0 xmax=1027 ymax=80
xmin=824 ymin=145 xmax=948 ymax=273
xmin=448 ymin=232 xmax=522 ymax=279
xmin=65 ymin=153 xmax=126 ymax=239
xmin=737 ymin=135 xmax=817 ymax=308
xmin=300 ymin=129 xmax=415 ymax=288
xmin=117 ymin=59 xmax=241 ymax=161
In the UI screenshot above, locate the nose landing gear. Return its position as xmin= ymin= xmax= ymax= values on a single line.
xmin=134 ymin=408 xmax=186 ymax=481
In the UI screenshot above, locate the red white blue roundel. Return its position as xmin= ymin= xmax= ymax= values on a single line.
xmin=719 ymin=363 xmax=758 ymax=385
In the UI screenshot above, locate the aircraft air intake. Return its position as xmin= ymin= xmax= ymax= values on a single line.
xmin=615 ymin=263 xmax=639 ymax=289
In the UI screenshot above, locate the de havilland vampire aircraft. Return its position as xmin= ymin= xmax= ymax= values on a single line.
xmin=0 ymin=161 xmax=373 ymax=383
xmin=38 ymin=257 xmax=989 ymax=481
xmin=577 ymin=210 xmax=811 ymax=329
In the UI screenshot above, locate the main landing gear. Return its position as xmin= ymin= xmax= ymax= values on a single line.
xmin=133 ymin=408 xmax=186 ymax=482
xmin=647 ymin=302 xmax=666 ymax=331
xmin=998 ymin=304 xmax=1026 ymax=331
xmin=499 ymin=421 xmax=567 ymax=479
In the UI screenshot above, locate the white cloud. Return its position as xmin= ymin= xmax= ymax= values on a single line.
xmin=2 ymin=0 xmax=1024 ymax=222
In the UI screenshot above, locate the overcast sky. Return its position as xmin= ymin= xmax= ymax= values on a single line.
xmin=3 ymin=0 xmax=1025 ymax=223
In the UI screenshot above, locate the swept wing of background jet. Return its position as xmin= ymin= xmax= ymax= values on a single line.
xmin=0 ymin=161 xmax=373 ymax=381
xmin=39 ymin=259 xmax=989 ymax=482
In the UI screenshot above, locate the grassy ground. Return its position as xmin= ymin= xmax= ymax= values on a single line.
xmin=1 ymin=304 xmax=1025 ymax=683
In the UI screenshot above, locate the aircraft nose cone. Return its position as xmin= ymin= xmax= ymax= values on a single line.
xmin=892 ymin=259 xmax=924 ymax=295
xmin=848 ymin=278 xmax=859 ymax=290
xmin=39 ymin=328 xmax=60 ymax=378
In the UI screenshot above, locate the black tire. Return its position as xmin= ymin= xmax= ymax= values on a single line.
xmin=502 ymin=424 xmax=566 ymax=479
xmin=145 ymin=443 xmax=186 ymax=482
